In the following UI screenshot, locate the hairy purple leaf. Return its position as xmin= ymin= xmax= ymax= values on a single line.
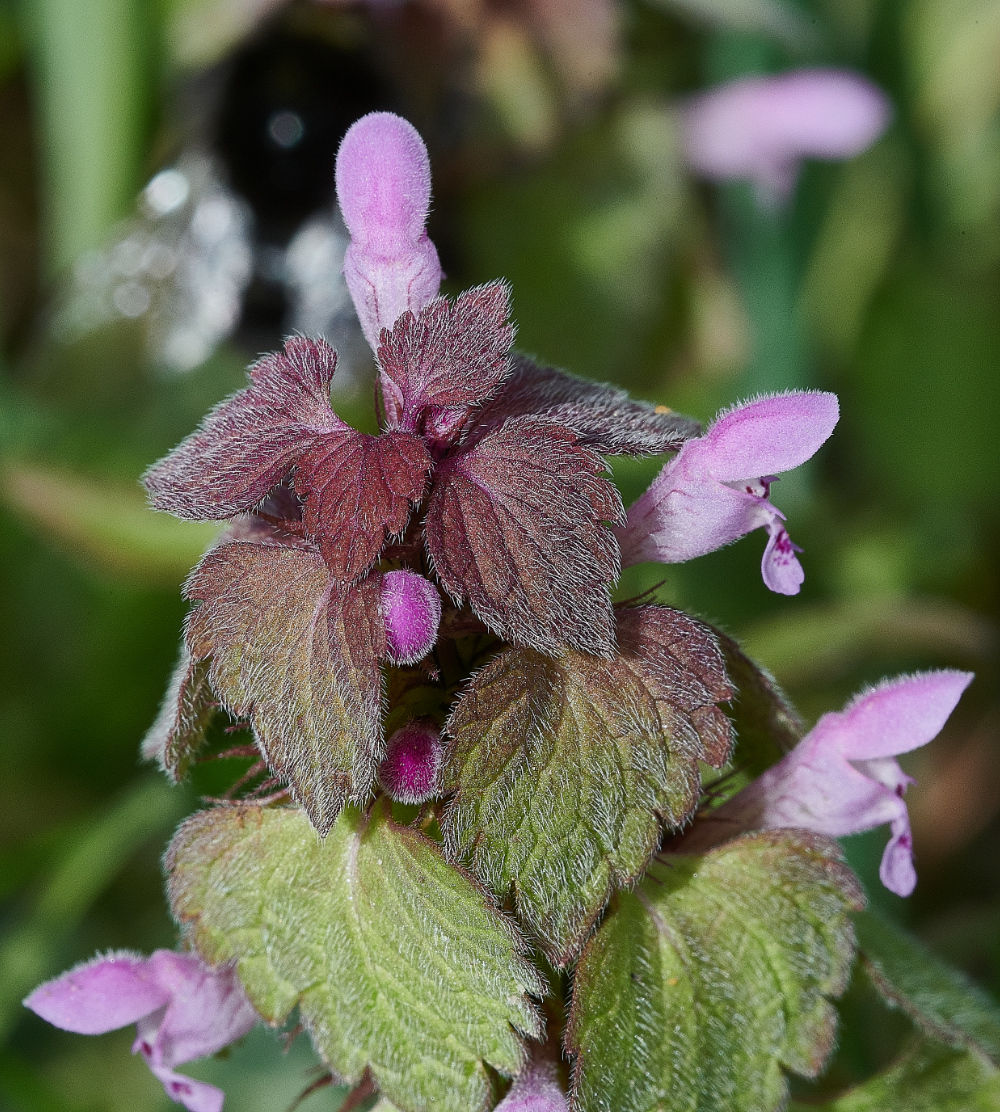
xmin=184 ymin=539 xmax=386 ymax=835
xmin=144 ymin=337 xmax=346 ymax=520
xmin=297 ymin=429 xmax=431 ymax=580
xmin=442 ymin=605 xmax=733 ymax=965
xmin=141 ymin=646 xmax=216 ymax=780
xmin=377 ymin=283 xmax=514 ymax=432
xmin=425 ymin=416 xmax=623 ymax=656
xmin=467 ymin=354 xmax=700 ymax=456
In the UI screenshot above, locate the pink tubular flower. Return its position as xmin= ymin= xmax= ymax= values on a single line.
xmin=24 ymin=950 xmax=257 ymax=1112
xmin=616 ymin=391 xmax=839 ymax=594
xmin=335 ymin=111 xmax=443 ymax=352
xmin=680 ymin=670 xmax=974 ymax=896
xmin=379 ymin=721 xmax=444 ymax=804
xmin=682 ymin=69 xmax=892 ymax=202
xmin=381 ymin=569 xmax=442 ymax=664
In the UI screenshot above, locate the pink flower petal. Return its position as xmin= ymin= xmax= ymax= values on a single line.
xmin=761 ymin=523 xmax=803 ymax=595
xmin=683 ymin=69 xmax=891 ymax=201
xmin=825 ymin=671 xmax=974 ymax=761
xmin=693 ymin=392 xmax=840 ymax=483
xmin=678 ymin=670 xmax=973 ymax=896
xmin=23 ymin=952 xmax=169 ymax=1035
xmin=496 ymin=1060 xmax=568 ymax=1111
xmin=145 ymin=1060 xmax=227 ymax=1112
xmin=335 ymin=112 xmax=443 ymax=350
xmin=145 ymin=951 xmax=257 ymax=1068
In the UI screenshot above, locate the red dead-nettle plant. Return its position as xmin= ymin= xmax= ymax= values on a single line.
xmin=24 ymin=113 xmax=981 ymax=1112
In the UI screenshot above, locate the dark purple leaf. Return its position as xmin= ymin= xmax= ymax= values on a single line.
xmin=424 ymin=416 xmax=623 ymax=656
xmin=467 ymin=354 xmax=701 ymax=455
xmin=141 ymin=647 xmax=215 ymax=780
xmin=377 ymin=282 xmax=514 ymax=433
xmin=144 ymin=337 xmax=347 ymax=520
xmin=297 ymin=429 xmax=432 ymax=580
xmin=184 ymin=539 xmax=386 ymax=834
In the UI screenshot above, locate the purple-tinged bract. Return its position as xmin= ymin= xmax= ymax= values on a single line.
xmin=24 ymin=950 xmax=257 ymax=1112
xmin=381 ymin=569 xmax=442 ymax=664
xmin=679 ymin=670 xmax=974 ymax=895
xmin=336 ymin=111 xmax=443 ymax=352
xmin=617 ymin=391 xmax=839 ymax=594
xmin=379 ymin=721 xmax=444 ymax=804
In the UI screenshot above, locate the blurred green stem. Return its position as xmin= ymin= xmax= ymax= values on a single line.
xmin=0 ymin=775 xmax=187 ymax=1041
xmin=23 ymin=0 xmax=152 ymax=275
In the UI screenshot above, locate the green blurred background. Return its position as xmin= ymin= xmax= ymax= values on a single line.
xmin=0 ymin=0 xmax=998 ymax=1107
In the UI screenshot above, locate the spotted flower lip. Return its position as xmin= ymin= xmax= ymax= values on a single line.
xmin=23 ymin=950 xmax=257 ymax=1112
xmin=616 ymin=391 xmax=839 ymax=594
xmin=678 ymin=670 xmax=975 ymax=896
xmin=335 ymin=111 xmax=444 ymax=353
xmin=682 ymin=68 xmax=892 ymax=202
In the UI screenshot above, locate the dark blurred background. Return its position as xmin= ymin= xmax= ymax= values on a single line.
xmin=0 ymin=0 xmax=997 ymax=1107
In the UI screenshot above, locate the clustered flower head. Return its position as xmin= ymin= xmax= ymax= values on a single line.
xmin=25 ymin=108 xmax=972 ymax=1112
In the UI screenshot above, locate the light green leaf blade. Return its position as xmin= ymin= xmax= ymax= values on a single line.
xmin=442 ymin=606 xmax=732 ymax=966
xmin=790 ymin=1036 xmax=1000 ymax=1111
xmin=567 ymin=831 xmax=864 ymax=1112
xmin=167 ymin=799 xmax=545 ymax=1112
xmin=855 ymin=909 xmax=1000 ymax=1064
xmin=1 ymin=463 xmax=221 ymax=583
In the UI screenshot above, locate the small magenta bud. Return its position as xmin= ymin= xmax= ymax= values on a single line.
xmin=381 ymin=569 xmax=442 ymax=664
xmin=379 ymin=722 xmax=443 ymax=804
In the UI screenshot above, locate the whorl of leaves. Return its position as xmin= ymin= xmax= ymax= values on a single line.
xmin=425 ymin=417 xmax=624 ymax=657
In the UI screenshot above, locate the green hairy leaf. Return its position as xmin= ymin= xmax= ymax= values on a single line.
xmin=790 ymin=1036 xmax=1000 ymax=1110
xmin=854 ymin=909 xmax=1000 ymax=1064
xmin=567 ymin=831 xmax=864 ymax=1112
xmin=442 ymin=605 xmax=732 ymax=965
xmin=167 ymin=799 xmax=545 ymax=1112
xmin=716 ymin=630 xmax=802 ymax=779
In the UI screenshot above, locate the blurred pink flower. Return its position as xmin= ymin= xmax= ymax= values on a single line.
xmin=616 ymin=391 xmax=839 ymax=594
xmin=335 ymin=112 xmax=444 ymax=352
xmin=24 ymin=950 xmax=257 ymax=1112
xmin=680 ymin=671 xmax=974 ymax=896
xmin=682 ymin=69 xmax=892 ymax=202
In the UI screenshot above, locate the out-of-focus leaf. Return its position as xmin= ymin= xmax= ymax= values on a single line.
xmin=0 ymin=776 xmax=187 ymax=1041
xmin=855 ymin=266 xmax=1000 ymax=510
xmin=168 ymin=799 xmax=545 ymax=1112
xmin=646 ymin=0 xmax=821 ymax=50
xmin=855 ymin=909 xmax=1000 ymax=1064
xmin=24 ymin=0 xmax=151 ymax=273
xmin=801 ymin=142 xmax=908 ymax=362
xmin=567 ymin=831 xmax=863 ymax=1112
xmin=741 ymin=598 xmax=995 ymax=688
xmin=789 ymin=1036 xmax=1000 ymax=1110
xmin=1 ymin=463 xmax=221 ymax=582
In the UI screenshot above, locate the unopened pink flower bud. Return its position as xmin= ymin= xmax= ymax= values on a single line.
xmin=379 ymin=721 xmax=444 ymax=804
xmin=381 ymin=569 xmax=442 ymax=664
xmin=335 ymin=112 xmax=443 ymax=351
